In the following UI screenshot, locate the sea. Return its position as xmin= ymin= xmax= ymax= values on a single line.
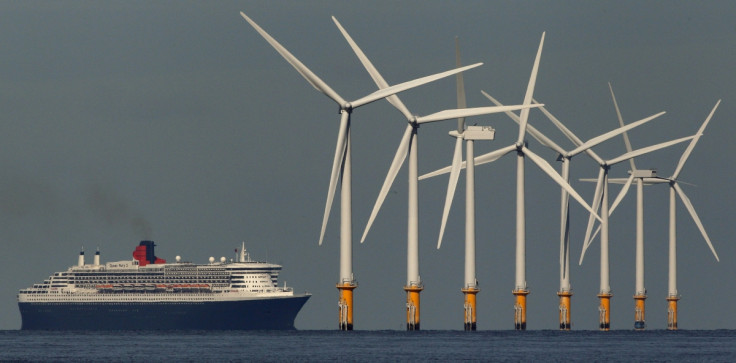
xmin=1 ymin=329 xmax=735 ymax=362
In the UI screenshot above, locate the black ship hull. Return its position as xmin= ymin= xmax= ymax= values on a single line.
xmin=19 ymin=295 xmax=310 ymax=330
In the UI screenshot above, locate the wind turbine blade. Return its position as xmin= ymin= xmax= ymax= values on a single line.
xmin=475 ymin=144 xmax=517 ymax=166
xmin=608 ymin=173 xmax=635 ymax=215
xmin=580 ymin=168 xmax=605 ymax=264
xmin=608 ymin=82 xmax=637 ymax=171
xmin=361 ymin=125 xmax=413 ymax=242
xmin=532 ymin=97 xmax=606 ymax=164
xmin=350 ymin=63 xmax=482 ymax=109
xmin=420 ymin=144 xmax=515 ymax=180
xmin=319 ymin=111 xmax=350 ymax=245
xmin=240 ymin=12 xmax=346 ymax=106
xmin=438 ymin=137 xmax=464 ymax=249
xmin=533 ymin=98 xmax=583 ymax=147
xmin=607 ymin=135 xmax=695 ymax=166
xmin=416 ymin=104 xmax=542 ymax=124
xmin=455 ymin=37 xmax=467 ymax=132
xmin=523 ymin=146 xmax=601 ymax=222
xmin=331 ymin=16 xmax=413 ymax=120
xmin=420 ymin=163 xmax=458 ymax=180
xmin=640 ymin=176 xmax=674 ymax=185
xmin=483 ymin=91 xmax=567 ymax=155
xmin=532 ymin=98 xmax=616 ymax=164
xmin=671 ymin=100 xmax=720 ymax=179
xmin=516 ymin=32 xmax=545 ymax=146
xmin=568 ymin=111 xmax=666 ymax=158
xmin=673 ymin=183 xmax=719 ymax=261
xmin=588 ymin=224 xmax=603 ymax=253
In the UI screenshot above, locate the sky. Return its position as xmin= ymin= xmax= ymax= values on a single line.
xmin=0 ymin=1 xmax=734 ymax=330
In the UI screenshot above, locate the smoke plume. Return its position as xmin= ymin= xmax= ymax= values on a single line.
xmin=86 ymin=183 xmax=153 ymax=239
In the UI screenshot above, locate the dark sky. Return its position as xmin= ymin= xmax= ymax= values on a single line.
xmin=0 ymin=1 xmax=734 ymax=330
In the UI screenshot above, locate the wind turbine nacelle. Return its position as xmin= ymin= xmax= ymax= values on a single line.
xmin=631 ymin=169 xmax=657 ymax=178
xmin=463 ymin=125 xmax=495 ymax=140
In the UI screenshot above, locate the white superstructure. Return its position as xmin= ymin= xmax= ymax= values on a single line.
xmin=18 ymin=242 xmax=297 ymax=304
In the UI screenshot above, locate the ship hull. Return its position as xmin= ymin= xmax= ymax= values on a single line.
xmin=19 ymin=294 xmax=310 ymax=330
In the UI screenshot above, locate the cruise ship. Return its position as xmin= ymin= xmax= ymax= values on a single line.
xmin=18 ymin=241 xmax=311 ymax=330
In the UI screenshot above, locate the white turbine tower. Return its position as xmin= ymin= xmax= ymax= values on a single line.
xmin=606 ymin=83 xmax=661 ymax=330
xmin=605 ymin=98 xmax=721 ymax=330
xmin=578 ymin=127 xmax=695 ymax=330
xmin=481 ymin=91 xmax=665 ymax=330
xmin=422 ymin=32 xmax=603 ymax=330
xmin=429 ymin=37 xmax=497 ymax=331
xmin=240 ymin=11 xmax=482 ymax=330
xmin=332 ymin=19 xmax=541 ymax=331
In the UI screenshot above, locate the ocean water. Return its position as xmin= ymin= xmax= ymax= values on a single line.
xmin=1 ymin=329 xmax=734 ymax=362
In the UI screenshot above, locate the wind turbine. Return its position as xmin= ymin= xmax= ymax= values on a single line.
xmin=429 ymin=37 xmax=497 ymax=331
xmin=578 ymin=125 xmax=695 ymax=330
xmin=422 ymin=32 xmax=603 ymax=330
xmin=332 ymin=18 xmax=540 ymax=331
xmin=481 ymin=91 xmax=665 ymax=330
xmin=240 ymin=11 xmax=481 ymax=330
xmin=606 ymin=83 xmax=661 ymax=330
xmin=604 ymin=97 xmax=721 ymax=330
